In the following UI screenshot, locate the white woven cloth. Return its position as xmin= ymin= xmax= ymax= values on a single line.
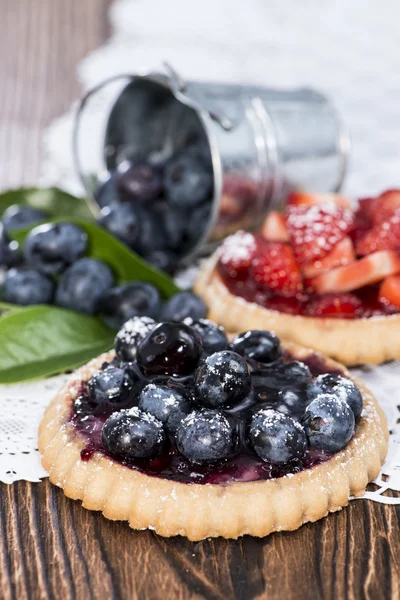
xmin=0 ymin=0 xmax=399 ymax=504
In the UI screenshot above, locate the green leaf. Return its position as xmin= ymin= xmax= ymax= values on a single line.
xmin=0 ymin=187 xmax=94 ymax=221
xmin=12 ymin=218 xmax=180 ymax=298
xmin=0 ymin=306 xmax=115 ymax=384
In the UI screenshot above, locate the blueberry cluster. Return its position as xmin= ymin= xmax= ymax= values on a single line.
xmin=74 ymin=319 xmax=362 ymax=468
xmin=0 ymin=211 xmax=207 ymax=329
xmin=95 ymin=141 xmax=214 ymax=272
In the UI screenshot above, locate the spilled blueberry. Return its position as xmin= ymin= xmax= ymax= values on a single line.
xmin=2 ymin=267 xmax=54 ymax=306
xmin=56 ymin=258 xmax=114 ymax=315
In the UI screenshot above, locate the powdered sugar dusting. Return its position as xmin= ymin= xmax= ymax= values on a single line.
xmin=219 ymin=230 xmax=256 ymax=265
xmin=287 ymin=204 xmax=353 ymax=264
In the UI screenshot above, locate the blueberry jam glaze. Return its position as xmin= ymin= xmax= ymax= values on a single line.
xmin=70 ymin=348 xmax=346 ymax=485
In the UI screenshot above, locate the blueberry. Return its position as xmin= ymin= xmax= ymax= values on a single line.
xmin=133 ymin=208 xmax=166 ymax=255
xmin=0 ymin=222 xmax=7 ymax=264
xmin=2 ymin=204 xmax=47 ymax=232
xmin=24 ymin=222 xmax=88 ymax=275
xmin=98 ymin=282 xmax=161 ymax=329
xmin=307 ymin=374 xmax=363 ymax=420
xmin=195 ymin=350 xmax=251 ymax=408
xmin=102 ymin=407 xmax=166 ymax=460
xmin=185 ymin=203 xmax=211 ymax=247
xmin=176 ymin=409 xmax=236 ymax=464
xmin=55 ymin=258 xmax=114 ymax=315
xmin=249 ymin=409 xmax=307 ymax=464
xmin=2 ymin=267 xmax=54 ymax=305
xmin=118 ymin=162 xmax=162 ymax=202
xmin=137 ymin=322 xmax=202 ymax=377
xmin=275 ymin=388 xmax=309 ymax=419
xmin=154 ymin=203 xmax=186 ymax=251
xmin=138 ymin=383 xmax=193 ymax=433
xmin=164 ymin=155 xmax=213 ymax=208
xmin=160 ymin=291 xmax=207 ymax=322
xmin=302 ymin=394 xmax=355 ymax=453
xmin=95 ymin=172 xmax=121 ymax=208
xmin=279 ymin=361 xmax=312 ymax=381
xmin=3 ymin=240 xmax=23 ymax=268
xmin=98 ymin=203 xmax=140 ymax=248
xmin=253 ymin=361 xmax=311 ymax=392
xmin=230 ymin=330 xmax=281 ymax=364
xmin=184 ymin=318 xmax=228 ymax=355
xmin=115 ymin=316 xmax=156 ymax=361
xmin=145 ymin=250 xmax=177 ymax=274
xmin=87 ymin=364 xmax=140 ymax=414
xmin=73 ymin=395 xmax=95 ymax=420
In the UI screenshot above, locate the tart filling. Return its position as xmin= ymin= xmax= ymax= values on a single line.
xmin=68 ymin=318 xmax=366 ymax=485
xmin=215 ymin=190 xmax=400 ymax=319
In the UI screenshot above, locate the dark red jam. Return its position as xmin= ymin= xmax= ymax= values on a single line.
xmin=71 ymin=351 xmax=342 ymax=485
xmin=217 ymin=265 xmax=398 ymax=319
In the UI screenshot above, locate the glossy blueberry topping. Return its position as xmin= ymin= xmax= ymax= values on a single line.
xmin=137 ymin=322 xmax=202 ymax=377
xmin=160 ymin=291 xmax=207 ymax=322
xmin=24 ymin=222 xmax=88 ymax=275
xmin=71 ymin=320 xmax=360 ymax=484
xmin=230 ymin=330 xmax=281 ymax=364
xmin=184 ymin=318 xmax=228 ymax=355
xmin=115 ymin=316 xmax=156 ymax=362
xmin=102 ymin=407 xmax=166 ymax=460
xmin=307 ymin=373 xmax=363 ymax=420
xmin=2 ymin=267 xmax=54 ymax=306
xmin=87 ymin=365 xmax=140 ymax=415
xmin=249 ymin=409 xmax=307 ymax=464
xmin=176 ymin=409 xmax=236 ymax=464
xmin=56 ymin=258 xmax=114 ymax=315
xmin=302 ymin=394 xmax=355 ymax=453
xmin=138 ymin=383 xmax=193 ymax=433
xmin=195 ymin=350 xmax=251 ymax=408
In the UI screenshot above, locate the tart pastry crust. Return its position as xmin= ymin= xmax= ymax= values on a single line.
xmin=39 ymin=345 xmax=388 ymax=541
xmin=194 ymin=255 xmax=400 ymax=366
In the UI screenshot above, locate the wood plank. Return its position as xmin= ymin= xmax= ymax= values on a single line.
xmin=1 ymin=481 xmax=400 ymax=599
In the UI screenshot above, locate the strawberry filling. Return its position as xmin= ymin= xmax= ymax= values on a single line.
xmin=216 ymin=190 xmax=400 ymax=319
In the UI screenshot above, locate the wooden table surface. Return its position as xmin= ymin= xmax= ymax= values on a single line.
xmin=0 ymin=2 xmax=399 ymax=599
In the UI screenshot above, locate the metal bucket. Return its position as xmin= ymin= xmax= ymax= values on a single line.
xmin=73 ymin=64 xmax=349 ymax=261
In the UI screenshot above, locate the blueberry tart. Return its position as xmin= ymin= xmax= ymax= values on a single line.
xmin=39 ymin=318 xmax=388 ymax=540
xmin=194 ymin=190 xmax=400 ymax=365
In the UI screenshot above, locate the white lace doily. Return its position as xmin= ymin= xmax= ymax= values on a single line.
xmin=1 ymin=0 xmax=400 ymax=506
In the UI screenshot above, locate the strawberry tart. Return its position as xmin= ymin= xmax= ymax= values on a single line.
xmin=194 ymin=190 xmax=400 ymax=365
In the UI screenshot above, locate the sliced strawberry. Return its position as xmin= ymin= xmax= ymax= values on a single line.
xmin=311 ymin=250 xmax=400 ymax=294
xmin=356 ymin=209 xmax=400 ymax=256
xmin=286 ymin=204 xmax=353 ymax=266
xmin=306 ymin=293 xmax=363 ymax=319
xmin=252 ymin=242 xmax=303 ymax=297
xmin=287 ymin=192 xmax=351 ymax=209
xmin=349 ymin=207 xmax=372 ymax=246
xmin=261 ymin=211 xmax=289 ymax=242
xmin=302 ymin=236 xmax=355 ymax=278
xmin=379 ymin=275 xmax=400 ymax=309
xmin=371 ymin=189 xmax=400 ymax=223
xmin=218 ymin=231 xmax=259 ymax=281
xmin=357 ymin=197 xmax=375 ymax=221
